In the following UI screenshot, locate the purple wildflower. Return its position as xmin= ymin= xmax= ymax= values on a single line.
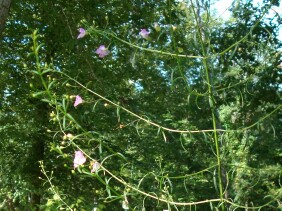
xmin=95 ymin=45 xmax=110 ymax=58
xmin=140 ymin=29 xmax=150 ymax=39
xmin=77 ymin=28 xmax=86 ymax=39
xmin=74 ymin=150 xmax=86 ymax=168
xmin=74 ymin=95 xmax=83 ymax=107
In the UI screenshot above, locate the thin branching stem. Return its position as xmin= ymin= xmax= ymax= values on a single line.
xmin=190 ymin=0 xmax=225 ymax=209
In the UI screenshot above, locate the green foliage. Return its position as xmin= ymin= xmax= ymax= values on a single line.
xmin=0 ymin=0 xmax=281 ymax=210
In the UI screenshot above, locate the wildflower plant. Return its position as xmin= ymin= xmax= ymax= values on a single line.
xmin=24 ymin=1 xmax=282 ymax=210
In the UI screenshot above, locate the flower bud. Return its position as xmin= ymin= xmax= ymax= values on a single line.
xmin=154 ymin=23 xmax=161 ymax=32
xmin=50 ymin=111 xmax=55 ymax=117
xmin=66 ymin=133 xmax=74 ymax=140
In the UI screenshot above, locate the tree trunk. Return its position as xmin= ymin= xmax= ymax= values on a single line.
xmin=0 ymin=0 xmax=12 ymax=37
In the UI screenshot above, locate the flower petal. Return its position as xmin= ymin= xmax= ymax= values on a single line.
xmin=74 ymin=150 xmax=87 ymax=168
xmin=140 ymin=29 xmax=150 ymax=39
xmin=74 ymin=95 xmax=83 ymax=107
xmin=77 ymin=28 xmax=86 ymax=39
xmin=95 ymin=45 xmax=110 ymax=58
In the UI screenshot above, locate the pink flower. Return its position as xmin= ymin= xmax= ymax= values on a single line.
xmin=77 ymin=28 xmax=86 ymax=39
xmin=140 ymin=29 xmax=150 ymax=39
xmin=91 ymin=161 xmax=101 ymax=173
xmin=95 ymin=45 xmax=110 ymax=58
xmin=73 ymin=150 xmax=87 ymax=168
xmin=74 ymin=95 xmax=83 ymax=107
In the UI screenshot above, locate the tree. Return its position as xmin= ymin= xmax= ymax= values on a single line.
xmin=0 ymin=0 xmax=11 ymax=37
xmin=212 ymin=0 xmax=282 ymax=207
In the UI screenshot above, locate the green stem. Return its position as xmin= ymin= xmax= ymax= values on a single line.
xmin=31 ymin=31 xmax=119 ymax=156
xmin=190 ymin=1 xmax=225 ymax=209
xmin=168 ymin=0 xmax=191 ymax=91
xmin=91 ymin=28 xmax=203 ymax=59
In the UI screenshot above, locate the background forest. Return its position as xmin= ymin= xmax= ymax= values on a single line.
xmin=0 ymin=0 xmax=282 ymax=210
